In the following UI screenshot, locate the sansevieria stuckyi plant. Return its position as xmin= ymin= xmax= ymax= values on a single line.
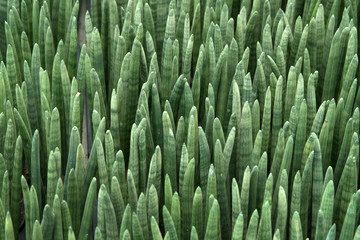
xmin=0 ymin=0 xmax=358 ymax=239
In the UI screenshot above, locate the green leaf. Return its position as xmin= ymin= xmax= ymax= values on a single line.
xmin=204 ymin=198 xmax=220 ymax=240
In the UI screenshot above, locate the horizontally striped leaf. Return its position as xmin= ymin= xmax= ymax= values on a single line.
xmin=29 ymin=185 xmax=40 ymax=238
xmin=238 ymin=102 xmax=252 ymax=185
xmin=147 ymin=185 xmax=159 ymax=230
xmin=339 ymin=194 xmax=356 ymax=240
xmin=90 ymin=69 xmax=107 ymax=121
xmin=320 ymin=180 xmax=334 ymax=238
xmin=245 ymin=209 xmax=259 ymax=240
xmin=354 ymin=225 xmax=360 ymax=240
xmin=270 ymin=129 xmax=285 ymax=186
xmin=290 ymin=211 xmax=303 ymax=240
xmin=21 ymin=175 xmax=30 ymax=239
xmin=300 ymin=151 xmax=313 ymax=236
xmin=334 ymin=153 xmax=357 ymax=236
xmin=5 ymin=212 xmax=15 ymax=240
xmin=171 ymin=191 xmax=180 ymax=239
xmin=257 ymin=201 xmax=271 ymax=240
xmin=66 ymin=169 xmax=80 ymax=236
xmin=241 ymin=167 xmax=251 ymax=232
xmin=284 ymin=67 xmax=296 ymax=121
xmin=41 ymin=204 xmax=55 ymax=240
xmin=1 ymin=171 xmax=9 ymax=223
xmin=181 ymin=158 xmax=195 ymax=239
xmin=64 ymin=127 xmax=80 ymax=196
xmin=244 ymin=11 xmax=259 ymax=74
xmin=335 ymin=125 xmax=356 ymax=186
xmin=271 ymin=76 xmax=283 ymax=157
xmin=128 ymin=124 xmax=140 ymax=194
xmin=116 ymin=199 xmax=130 ymax=239
xmin=311 ymin=136 xmax=323 ymax=238
xmin=132 ymin=212 xmax=144 ymax=240
xmin=261 ymin=88 xmax=271 ymax=155
xmin=163 ymin=113 xmax=177 ymax=190
xmin=163 ymin=205 xmax=178 ymax=240
xmin=104 ymin=184 xmax=119 ymax=240
xmin=47 ymin=152 xmax=57 ymax=208
xmin=323 ymin=167 xmax=334 ymax=192
xmin=53 ymin=194 xmax=63 ymax=240
xmin=31 ymin=130 xmax=42 ymax=216
xmin=15 ymin=84 xmax=31 ymax=134
xmin=150 ymin=216 xmax=162 ymax=240
xmin=10 ymin=136 xmax=22 ymax=238
xmin=290 ymin=171 xmax=301 ymax=220
xmin=3 ymin=119 xmax=15 ymax=179
xmin=248 ymin=166 xmax=258 ymax=223
xmin=275 ymin=186 xmax=287 ymax=239
xmin=61 ymin=200 xmax=72 ymax=240
xmin=205 ymin=164 xmax=217 ymax=222
xmin=319 ymin=99 xmax=336 ymax=171
xmin=135 ymin=193 xmax=147 ymax=240
xmin=127 ymin=169 xmax=138 ymax=213
xmin=292 ymin=100 xmax=307 ymax=180
xmin=322 ymin=28 xmax=347 ymax=101
xmin=204 ymin=198 xmax=219 ymax=240
xmin=256 ymin=152 xmax=267 ymax=210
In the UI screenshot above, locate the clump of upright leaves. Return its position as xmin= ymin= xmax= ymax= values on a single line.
xmin=0 ymin=0 xmax=359 ymax=239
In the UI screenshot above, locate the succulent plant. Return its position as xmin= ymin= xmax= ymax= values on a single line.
xmin=0 ymin=0 xmax=359 ymax=239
